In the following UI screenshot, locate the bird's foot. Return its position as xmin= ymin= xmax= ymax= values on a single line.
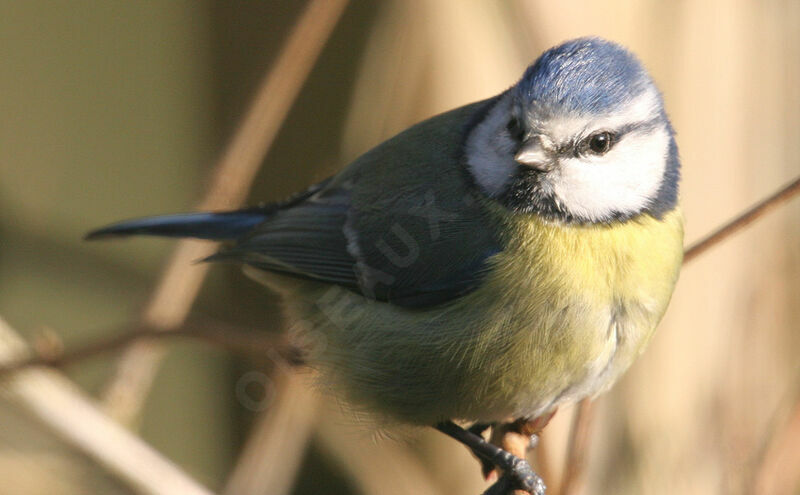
xmin=481 ymin=448 xmax=545 ymax=495
xmin=434 ymin=420 xmax=546 ymax=494
xmin=466 ymin=423 xmax=498 ymax=478
xmin=481 ymin=414 xmax=554 ymax=486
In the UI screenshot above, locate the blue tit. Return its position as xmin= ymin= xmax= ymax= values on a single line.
xmin=88 ymin=37 xmax=683 ymax=493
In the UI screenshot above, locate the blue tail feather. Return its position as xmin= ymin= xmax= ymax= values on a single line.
xmin=85 ymin=210 xmax=268 ymax=241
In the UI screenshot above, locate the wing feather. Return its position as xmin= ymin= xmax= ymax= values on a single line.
xmin=212 ymin=99 xmax=505 ymax=307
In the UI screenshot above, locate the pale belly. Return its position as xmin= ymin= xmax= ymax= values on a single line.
xmin=265 ymin=273 xmax=665 ymax=425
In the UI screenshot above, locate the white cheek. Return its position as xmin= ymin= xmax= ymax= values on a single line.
xmin=551 ymin=126 xmax=669 ymax=221
xmin=466 ymin=97 xmax=518 ymax=196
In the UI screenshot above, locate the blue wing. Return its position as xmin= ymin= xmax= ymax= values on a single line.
xmin=88 ymin=99 xmax=504 ymax=308
xmin=210 ymin=99 xmax=504 ymax=307
xmin=209 ymin=181 xmax=502 ymax=308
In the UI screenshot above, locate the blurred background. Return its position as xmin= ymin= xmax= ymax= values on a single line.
xmin=1 ymin=1 xmax=799 ymax=494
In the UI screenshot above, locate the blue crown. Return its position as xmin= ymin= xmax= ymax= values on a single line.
xmin=517 ymin=37 xmax=655 ymax=114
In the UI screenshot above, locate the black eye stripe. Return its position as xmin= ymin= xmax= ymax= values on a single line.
xmin=506 ymin=117 xmax=525 ymax=141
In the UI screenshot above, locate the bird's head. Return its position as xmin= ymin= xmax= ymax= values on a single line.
xmin=466 ymin=37 xmax=679 ymax=224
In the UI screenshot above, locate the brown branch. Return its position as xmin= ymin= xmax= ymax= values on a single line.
xmin=558 ymin=174 xmax=800 ymax=495
xmin=744 ymin=364 xmax=800 ymax=495
xmin=752 ymin=394 xmax=800 ymax=495
xmin=0 ymin=320 xmax=301 ymax=378
xmin=100 ymin=0 xmax=349 ymax=424
xmin=684 ymin=176 xmax=800 ymax=263
xmin=222 ymin=371 xmax=320 ymax=495
xmin=0 ymin=316 xmax=215 ymax=495
xmin=559 ymin=400 xmax=594 ymax=495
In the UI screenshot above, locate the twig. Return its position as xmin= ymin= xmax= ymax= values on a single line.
xmin=0 ymin=320 xmax=300 ymax=378
xmin=0 ymin=316 xmax=215 ymax=495
xmin=752 ymin=396 xmax=800 ymax=495
xmin=557 ymin=174 xmax=800 ymax=495
xmin=100 ymin=0 xmax=349 ymax=424
xmin=532 ymin=434 xmax=555 ymax=495
xmin=316 ymin=408 xmax=442 ymax=495
xmin=222 ymin=371 xmax=319 ymax=495
xmin=746 ymin=366 xmax=800 ymax=495
xmin=559 ymin=400 xmax=594 ymax=495
xmin=683 ymin=176 xmax=800 ymax=263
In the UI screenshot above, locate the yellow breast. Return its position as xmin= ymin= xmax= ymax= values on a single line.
xmin=465 ymin=206 xmax=684 ymax=418
xmin=489 ymin=207 xmax=684 ymax=310
xmin=264 ymin=207 xmax=684 ymax=424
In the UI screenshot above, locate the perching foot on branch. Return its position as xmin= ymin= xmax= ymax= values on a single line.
xmin=434 ymin=420 xmax=546 ymax=494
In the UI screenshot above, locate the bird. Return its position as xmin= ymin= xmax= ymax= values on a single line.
xmin=87 ymin=37 xmax=683 ymax=494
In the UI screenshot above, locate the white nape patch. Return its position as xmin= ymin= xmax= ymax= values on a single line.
xmin=542 ymin=89 xmax=661 ymax=144
xmin=465 ymin=95 xmax=518 ymax=196
xmin=551 ymin=125 xmax=670 ymax=221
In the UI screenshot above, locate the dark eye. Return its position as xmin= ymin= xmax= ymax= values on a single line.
xmin=586 ymin=131 xmax=614 ymax=155
xmin=506 ymin=117 xmax=525 ymax=141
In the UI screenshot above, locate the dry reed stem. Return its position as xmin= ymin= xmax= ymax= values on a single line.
xmin=753 ymin=400 xmax=800 ymax=494
xmin=752 ymin=380 xmax=800 ymax=495
xmin=222 ymin=371 xmax=319 ymax=495
xmin=683 ymin=176 xmax=800 ymax=263
xmin=101 ymin=0 xmax=349 ymax=425
xmin=315 ymin=410 xmax=442 ymax=495
xmin=532 ymin=434 xmax=555 ymax=494
xmin=559 ymin=400 xmax=594 ymax=495
xmin=0 ymin=317 xmax=214 ymax=495
xmin=0 ymin=320 xmax=297 ymax=377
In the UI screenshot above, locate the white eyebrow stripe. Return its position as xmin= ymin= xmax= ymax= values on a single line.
xmin=541 ymin=89 xmax=661 ymax=143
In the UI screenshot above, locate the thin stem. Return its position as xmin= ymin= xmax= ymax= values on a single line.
xmin=222 ymin=371 xmax=320 ymax=495
xmin=0 ymin=320 xmax=299 ymax=378
xmin=100 ymin=0 xmax=349 ymax=424
xmin=684 ymin=176 xmax=800 ymax=263
xmin=749 ymin=370 xmax=800 ymax=494
xmin=0 ymin=317 xmax=215 ymax=495
xmin=560 ymin=400 xmax=594 ymax=495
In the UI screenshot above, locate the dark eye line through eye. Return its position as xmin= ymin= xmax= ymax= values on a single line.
xmin=512 ymin=117 xmax=663 ymax=158
xmin=506 ymin=117 xmax=525 ymax=142
xmin=575 ymin=117 xmax=664 ymax=156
